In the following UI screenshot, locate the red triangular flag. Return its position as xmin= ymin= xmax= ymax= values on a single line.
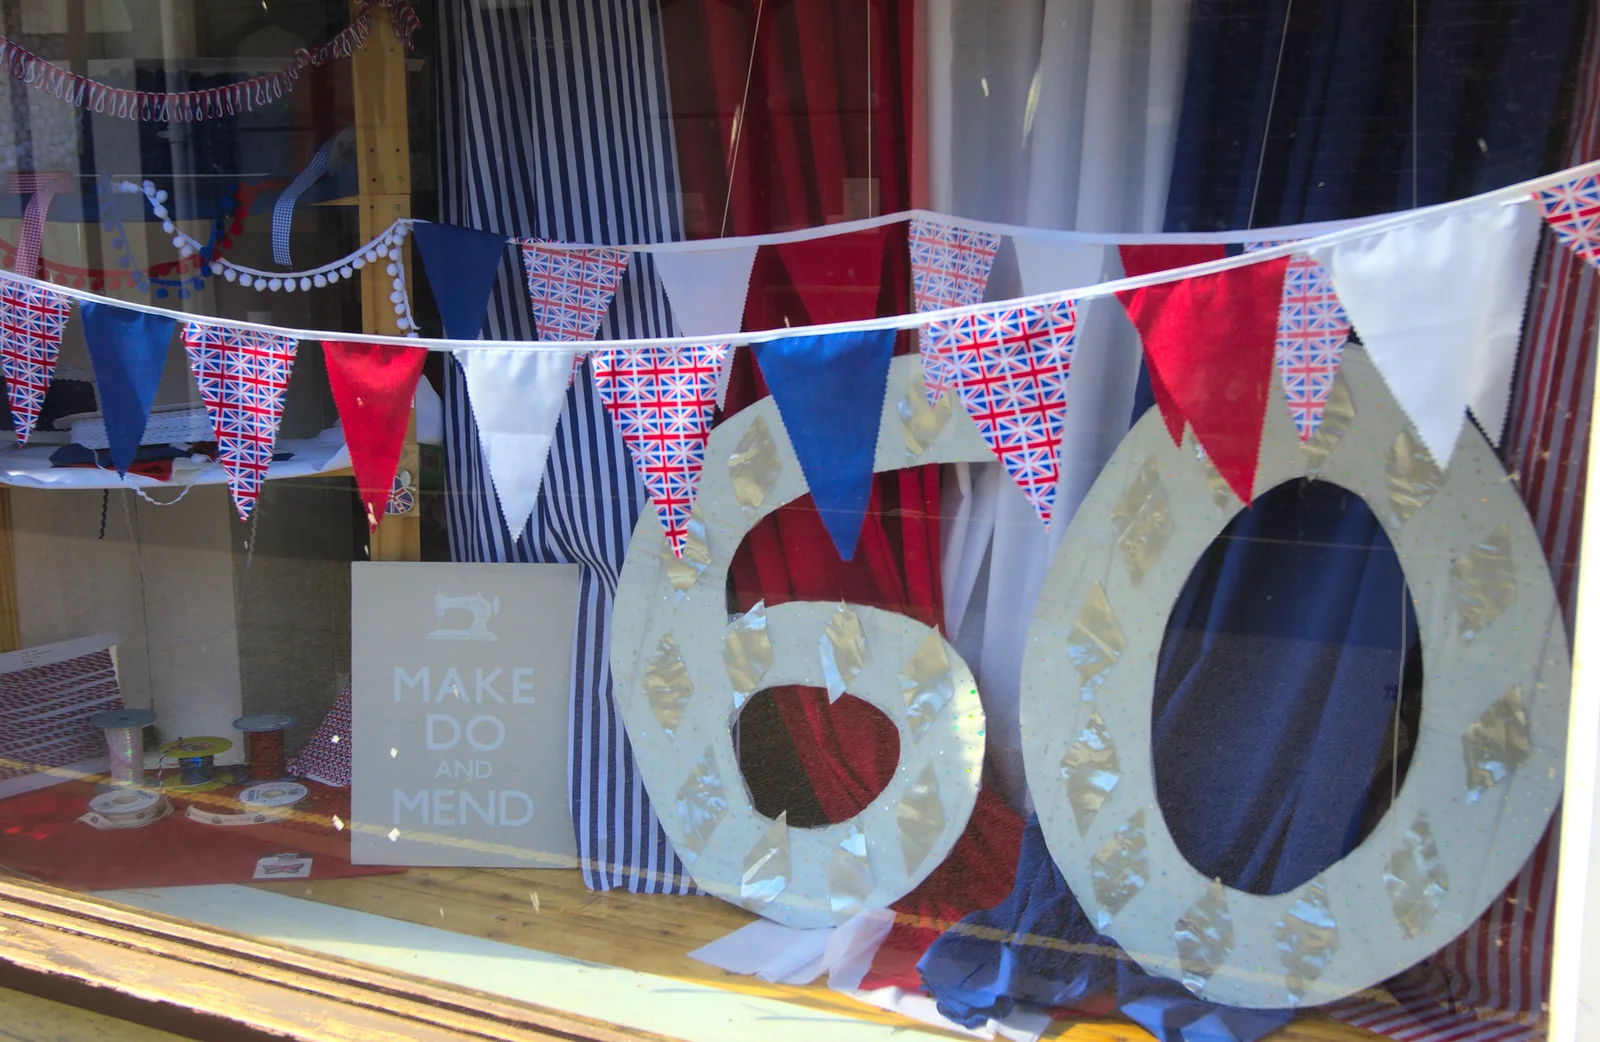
xmin=1118 ymin=245 xmax=1227 ymax=446
xmin=1117 ymin=255 xmax=1290 ymax=504
xmin=322 ymin=340 xmax=427 ymax=530
xmin=774 ymin=228 xmax=888 ymax=325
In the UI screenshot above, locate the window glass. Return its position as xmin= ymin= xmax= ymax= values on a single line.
xmin=0 ymin=2 xmax=1592 ymax=1041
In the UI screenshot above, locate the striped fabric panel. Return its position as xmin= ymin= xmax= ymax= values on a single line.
xmin=1330 ymin=8 xmax=1600 ymax=1039
xmin=435 ymin=0 xmax=694 ymax=893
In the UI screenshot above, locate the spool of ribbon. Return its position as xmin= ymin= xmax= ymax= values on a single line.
xmin=160 ymin=736 xmax=233 ymax=789
xmin=80 ymin=786 xmax=169 ymax=830
xmin=233 ymin=713 xmax=296 ymax=781
xmin=89 ymin=707 xmax=156 ymax=786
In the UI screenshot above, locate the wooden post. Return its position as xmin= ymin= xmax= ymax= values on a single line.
xmin=350 ymin=0 xmax=418 ymax=562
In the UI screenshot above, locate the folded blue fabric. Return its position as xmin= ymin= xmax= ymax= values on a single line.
xmin=918 ymin=816 xmax=1294 ymax=1042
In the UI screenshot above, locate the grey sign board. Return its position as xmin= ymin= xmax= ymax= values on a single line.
xmin=350 ymin=562 xmax=580 ymax=867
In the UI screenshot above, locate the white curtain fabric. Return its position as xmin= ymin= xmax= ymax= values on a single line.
xmin=926 ymin=0 xmax=1191 ymax=811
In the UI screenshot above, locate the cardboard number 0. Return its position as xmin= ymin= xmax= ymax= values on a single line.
xmin=1020 ymin=345 xmax=1571 ymax=1007
xmin=611 ymin=356 xmax=995 ymax=927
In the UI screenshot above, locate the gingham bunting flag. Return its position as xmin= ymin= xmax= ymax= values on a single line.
xmin=926 ymin=299 xmax=1079 ymax=525
xmin=591 ymin=342 xmax=730 ymax=557
xmin=0 ymin=281 xmax=72 ymax=443
xmin=181 ymin=322 xmax=298 ymax=520
xmin=1535 ymin=172 xmax=1600 ymax=270
xmin=909 ymin=217 xmax=1000 ymax=405
xmin=1246 ymin=242 xmax=1352 ymax=440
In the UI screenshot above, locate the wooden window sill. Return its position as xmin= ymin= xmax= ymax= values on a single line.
xmin=0 ymin=876 xmax=662 ymax=1042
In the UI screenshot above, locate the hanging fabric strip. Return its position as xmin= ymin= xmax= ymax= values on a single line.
xmin=0 ymin=0 xmax=417 ymax=123
xmin=272 ymin=135 xmax=342 ymax=267
xmin=181 ymin=323 xmax=300 ymax=520
xmin=6 ymin=172 xmax=72 ymax=278
xmin=0 ymin=280 xmax=72 ymax=443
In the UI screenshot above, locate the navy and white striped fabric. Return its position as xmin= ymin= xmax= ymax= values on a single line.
xmin=435 ymin=0 xmax=694 ymax=893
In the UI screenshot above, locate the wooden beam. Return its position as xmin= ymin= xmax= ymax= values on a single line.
xmin=351 ymin=0 xmax=419 ymax=562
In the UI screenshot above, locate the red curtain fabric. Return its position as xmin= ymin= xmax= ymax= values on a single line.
xmin=661 ymin=0 xmax=1022 ymax=972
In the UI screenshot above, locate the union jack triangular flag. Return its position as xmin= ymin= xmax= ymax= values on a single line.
xmin=591 ymin=342 xmax=730 ymax=557
xmin=0 ymin=281 xmax=72 ymax=443
xmin=909 ymin=217 xmax=1000 ymax=406
xmin=925 ymin=299 xmax=1078 ymax=525
xmin=1246 ymin=242 xmax=1352 ymax=440
xmin=1535 ymin=172 xmax=1600 ymax=271
xmin=182 ymin=322 xmax=299 ymax=520
xmin=519 ymin=240 xmax=631 ymax=387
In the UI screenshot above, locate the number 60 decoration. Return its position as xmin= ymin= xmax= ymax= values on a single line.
xmin=612 ymin=346 xmax=1570 ymax=1006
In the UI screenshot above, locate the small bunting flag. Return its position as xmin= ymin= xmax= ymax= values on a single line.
xmin=926 ymin=299 xmax=1079 ymax=525
xmin=592 ymin=342 xmax=730 ymax=557
xmin=909 ymin=217 xmax=1000 ymax=406
xmin=182 ymin=323 xmax=299 ymax=520
xmin=1118 ymin=257 xmax=1290 ymax=504
xmin=1245 ymin=243 xmax=1352 ymax=440
xmin=79 ymin=302 xmax=178 ymax=476
xmin=519 ymin=240 xmax=630 ymax=387
xmin=1118 ymin=245 xmax=1229 ymax=447
xmin=322 ymin=340 xmax=428 ymax=530
xmin=0 ymin=280 xmax=72 ymax=443
xmin=774 ymin=228 xmax=888 ymax=326
xmin=753 ymin=328 xmax=897 ymax=561
xmin=1535 ymin=172 xmax=1600 ymax=270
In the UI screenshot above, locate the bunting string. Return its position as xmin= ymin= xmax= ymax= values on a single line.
xmin=0 ymin=0 xmax=418 ymax=124
xmin=0 ymin=158 xmax=1592 ymax=355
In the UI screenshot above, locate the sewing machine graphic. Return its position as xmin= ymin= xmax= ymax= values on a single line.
xmin=426 ymin=591 xmax=500 ymax=642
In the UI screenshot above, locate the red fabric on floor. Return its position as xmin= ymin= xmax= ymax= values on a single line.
xmin=0 ymin=779 xmax=400 ymax=890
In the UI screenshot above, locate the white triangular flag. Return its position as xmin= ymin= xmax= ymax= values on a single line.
xmin=1010 ymin=234 xmax=1107 ymax=296
xmin=457 ymin=347 xmax=577 ymax=537
xmin=1315 ymin=203 xmax=1540 ymax=464
xmin=650 ymin=244 xmax=758 ymax=408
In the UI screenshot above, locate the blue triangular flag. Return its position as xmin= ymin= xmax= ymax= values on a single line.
xmin=754 ymin=328 xmax=896 ymax=560
xmin=80 ymin=302 xmax=177 ymax=475
xmin=412 ymin=222 xmax=508 ymax=340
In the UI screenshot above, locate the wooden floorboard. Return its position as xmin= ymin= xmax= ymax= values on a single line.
xmin=248 ymin=867 xmax=1403 ymax=1042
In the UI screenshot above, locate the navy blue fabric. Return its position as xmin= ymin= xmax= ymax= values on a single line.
xmin=1165 ymin=0 xmax=1580 ymax=231
xmin=78 ymin=302 xmax=176 ymax=476
xmin=411 ymin=222 xmax=510 ymax=340
xmin=753 ymin=328 xmax=897 ymax=561
xmin=920 ymin=2 xmax=1581 ymax=1037
xmin=920 ymin=817 xmax=1296 ymax=1042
